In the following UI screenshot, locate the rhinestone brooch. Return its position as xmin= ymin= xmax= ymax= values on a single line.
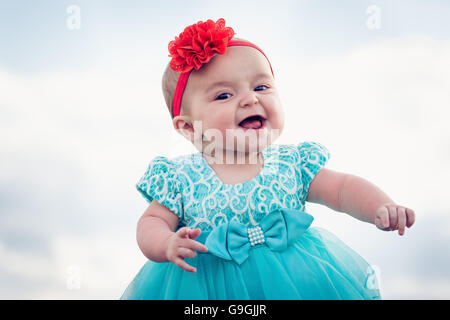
xmin=247 ymin=226 xmax=265 ymax=246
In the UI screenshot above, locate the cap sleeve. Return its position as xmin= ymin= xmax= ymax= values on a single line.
xmin=296 ymin=141 xmax=331 ymax=202
xmin=136 ymin=156 xmax=183 ymax=221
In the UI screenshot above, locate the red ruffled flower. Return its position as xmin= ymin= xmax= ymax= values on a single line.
xmin=168 ymin=18 xmax=235 ymax=73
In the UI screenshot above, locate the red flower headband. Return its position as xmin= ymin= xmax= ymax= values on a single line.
xmin=168 ymin=18 xmax=274 ymax=117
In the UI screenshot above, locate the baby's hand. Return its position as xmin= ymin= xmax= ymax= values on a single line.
xmin=375 ymin=203 xmax=416 ymax=236
xmin=165 ymin=227 xmax=208 ymax=273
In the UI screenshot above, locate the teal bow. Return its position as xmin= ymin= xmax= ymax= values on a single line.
xmin=204 ymin=208 xmax=314 ymax=265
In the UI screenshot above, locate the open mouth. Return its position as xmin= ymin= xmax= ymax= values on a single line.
xmin=238 ymin=115 xmax=266 ymax=130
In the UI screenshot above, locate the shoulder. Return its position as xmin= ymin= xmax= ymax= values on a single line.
xmin=266 ymin=141 xmax=331 ymax=203
xmin=140 ymin=156 xmax=178 ymax=179
xmin=136 ymin=155 xmax=191 ymax=220
xmin=296 ymin=141 xmax=330 ymax=159
xmin=143 ymin=153 xmax=198 ymax=174
xmin=266 ymin=141 xmax=330 ymax=163
xmin=138 ymin=153 xmax=208 ymax=189
xmin=137 ymin=153 xmax=193 ymax=188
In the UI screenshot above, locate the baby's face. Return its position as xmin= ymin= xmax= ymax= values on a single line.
xmin=181 ymin=46 xmax=284 ymax=155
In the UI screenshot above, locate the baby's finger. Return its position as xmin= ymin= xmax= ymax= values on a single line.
xmin=375 ymin=207 xmax=390 ymax=229
xmin=188 ymin=228 xmax=201 ymax=239
xmin=176 ymin=227 xmax=190 ymax=238
xmin=174 ymin=257 xmax=196 ymax=273
xmin=186 ymin=239 xmax=209 ymax=252
xmin=178 ymin=247 xmax=197 ymax=259
xmin=388 ymin=205 xmax=398 ymax=230
xmin=406 ymin=208 xmax=416 ymax=228
xmin=397 ymin=207 xmax=406 ymax=236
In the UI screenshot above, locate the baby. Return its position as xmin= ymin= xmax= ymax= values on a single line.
xmin=122 ymin=18 xmax=415 ymax=300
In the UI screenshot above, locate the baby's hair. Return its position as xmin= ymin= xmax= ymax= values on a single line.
xmin=162 ymin=36 xmax=249 ymax=119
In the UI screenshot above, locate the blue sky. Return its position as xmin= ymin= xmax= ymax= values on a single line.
xmin=1 ymin=0 xmax=450 ymax=299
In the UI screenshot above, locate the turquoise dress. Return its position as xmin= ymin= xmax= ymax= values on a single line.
xmin=121 ymin=141 xmax=381 ymax=300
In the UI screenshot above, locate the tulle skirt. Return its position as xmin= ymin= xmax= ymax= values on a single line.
xmin=121 ymin=224 xmax=381 ymax=300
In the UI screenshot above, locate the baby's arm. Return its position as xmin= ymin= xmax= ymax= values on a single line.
xmin=137 ymin=200 xmax=178 ymax=262
xmin=306 ymin=168 xmax=415 ymax=235
xmin=137 ymin=200 xmax=208 ymax=272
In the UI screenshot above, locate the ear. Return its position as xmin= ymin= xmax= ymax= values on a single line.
xmin=172 ymin=115 xmax=195 ymax=142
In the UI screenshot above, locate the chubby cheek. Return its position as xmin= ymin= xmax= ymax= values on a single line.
xmin=265 ymin=95 xmax=285 ymax=130
xmin=274 ymin=107 xmax=285 ymax=132
xmin=199 ymin=108 xmax=234 ymax=144
xmin=203 ymin=108 xmax=234 ymax=132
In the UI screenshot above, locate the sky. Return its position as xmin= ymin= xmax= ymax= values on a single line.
xmin=1 ymin=0 xmax=450 ymax=299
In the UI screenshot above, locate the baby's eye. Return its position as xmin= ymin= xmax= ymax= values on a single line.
xmin=215 ymin=93 xmax=232 ymax=100
xmin=255 ymin=85 xmax=269 ymax=91
xmin=214 ymin=85 xmax=269 ymax=100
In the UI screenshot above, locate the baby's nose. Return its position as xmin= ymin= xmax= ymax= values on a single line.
xmin=239 ymin=91 xmax=259 ymax=108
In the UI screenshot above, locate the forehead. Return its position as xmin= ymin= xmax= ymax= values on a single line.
xmin=189 ymin=46 xmax=273 ymax=91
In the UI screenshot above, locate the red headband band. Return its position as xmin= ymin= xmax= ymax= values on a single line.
xmin=168 ymin=18 xmax=274 ymax=118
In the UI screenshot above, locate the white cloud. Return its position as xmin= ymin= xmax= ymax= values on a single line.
xmin=1 ymin=35 xmax=449 ymax=299
xmin=0 ymin=234 xmax=145 ymax=299
xmin=277 ymin=35 xmax=450 ymax=214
